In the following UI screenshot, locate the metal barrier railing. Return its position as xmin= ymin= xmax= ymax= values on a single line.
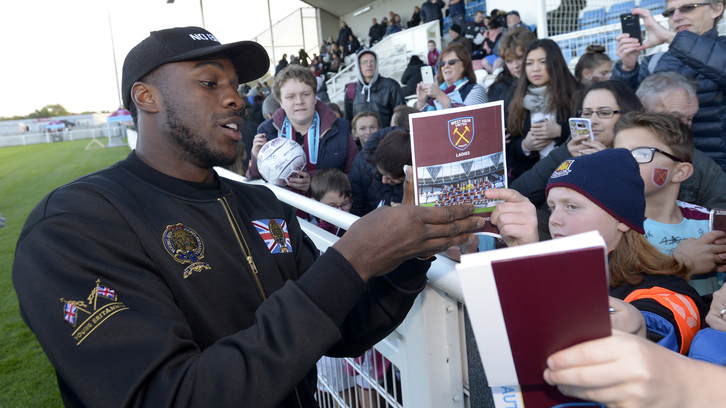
xmin=0 ymin=126 xmax=123 ymax=148
xmin=216 ymin=168 xmax=469 ymax=408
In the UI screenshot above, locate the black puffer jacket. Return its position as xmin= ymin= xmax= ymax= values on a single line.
xmin=611 ymin=27 xmax=726 ymax=171
xmin=348 ymin=127 xmax=405 ymax=216
xmin=420 ymin=0 xmax=445 ymax=23
xmin=401 ymin=57 xmax=425 ymax=97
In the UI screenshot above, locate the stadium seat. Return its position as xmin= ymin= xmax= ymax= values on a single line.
xmin=579 ymin=7 xmax=606 ymax=30
xmin=557 ymin=39 xmax=574 ymax=63
xmin=605 ymin=1 xmax=635 ymax=25
xmin=639 ymin=0 xmax=666 ymax=16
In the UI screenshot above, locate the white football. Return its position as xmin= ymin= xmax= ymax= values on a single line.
xmin=257 ymin=138 xmax=307 ymax=186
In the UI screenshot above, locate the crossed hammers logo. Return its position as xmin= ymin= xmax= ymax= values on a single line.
xmin=453 ymin=126 xmax=470 ymax=146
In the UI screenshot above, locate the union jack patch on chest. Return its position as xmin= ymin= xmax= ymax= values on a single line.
xmin=252 ymin=219 xmax=292 ymax=254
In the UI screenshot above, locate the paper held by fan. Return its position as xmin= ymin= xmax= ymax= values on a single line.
xmin=409 ymin=101 xmax=507 ymax=237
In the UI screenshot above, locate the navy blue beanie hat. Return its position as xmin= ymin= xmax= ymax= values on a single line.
xmin=546 ymin=148 xmax=645 ymax=234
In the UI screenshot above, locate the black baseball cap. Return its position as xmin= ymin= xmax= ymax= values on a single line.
xmin=121 ymin=26 xmax=269 ymax=109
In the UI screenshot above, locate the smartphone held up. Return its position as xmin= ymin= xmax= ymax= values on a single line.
xmin=620 ymin=13 xmax=642 ymax=43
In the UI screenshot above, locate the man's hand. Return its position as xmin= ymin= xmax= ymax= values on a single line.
xmin=400 ymin=165 xmax=414 ymax=206
xmin=333 ymin=204 xmax=483 ymax=281
xmin=609 ymin=296 xmax=646 ymax=337
xmin=251 ymin=134 xmax=268 ymax=158
xmin=672 ymin=230 xmax=726 ymax=274
xmin=615 ymin=33 xmax=642 ymax=71
xmin=705 ymin=284 xmax=726 ymax=332
xmin=631 ymin=8 xmax=677 ymax=49
xmin=486 ymin=188 xmax=538 ymax=247
xmin=286 ymin=171 xmax=311 ymax=193
xmin=616 ymin=8 xmax=676 ymax=72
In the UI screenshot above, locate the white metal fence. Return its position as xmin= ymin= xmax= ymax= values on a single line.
xmin=0 ymin=126 xmax=123 ymax=148
xmin=217 ymin=168 xmax=473 ymax=408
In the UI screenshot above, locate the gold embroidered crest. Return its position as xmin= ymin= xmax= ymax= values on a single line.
xmin=162 ymin=223 xmax=211 ymax=278
xmin=268 ymin=219 xmax=290 ymax=253
xmin=60 ymin=280 xmax=128 ymax=345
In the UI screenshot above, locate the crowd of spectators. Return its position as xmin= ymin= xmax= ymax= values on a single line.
xmin=89 ymin=0 xmax=726 ymax=406
xmin=249 ymin=0 xmax=726 ymax=405
xmin=9 ymin=0 xmax=726 ymax=406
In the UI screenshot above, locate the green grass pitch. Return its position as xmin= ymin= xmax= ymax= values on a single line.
xmin=0 ymin=139 xmax=130 ymax=407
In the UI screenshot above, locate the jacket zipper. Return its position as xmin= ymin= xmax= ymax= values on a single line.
xmin=218 ymin=197 xmax=266 ymax=300
xmin=218 ymin=197 xmax=303 ymax=408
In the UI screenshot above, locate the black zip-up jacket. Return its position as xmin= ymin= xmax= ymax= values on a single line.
xmin=12 ymin=151 xmax=430 ymax=407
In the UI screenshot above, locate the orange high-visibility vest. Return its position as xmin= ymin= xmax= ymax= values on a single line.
xmin=625 ymin=286 xmax=700 ymax=354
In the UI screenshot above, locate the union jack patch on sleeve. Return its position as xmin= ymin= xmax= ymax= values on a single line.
xmin=252 ymin=219 xmax=293 ymax=254
xmin=64 ymin=303 xmax=78 ymax=326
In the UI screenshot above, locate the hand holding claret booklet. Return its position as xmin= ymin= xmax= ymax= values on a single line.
xmin=457 ymin=231 xmax=611 ymax=408
xmin=409 ymin=101 xmax=507 ymax=236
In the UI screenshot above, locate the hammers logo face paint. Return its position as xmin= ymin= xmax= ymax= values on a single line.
xmin=653 ymin=167 xmax=670 ymax=187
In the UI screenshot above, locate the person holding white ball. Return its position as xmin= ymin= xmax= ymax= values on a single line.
xmin=246 ymin=65 xmax=359 ymax=193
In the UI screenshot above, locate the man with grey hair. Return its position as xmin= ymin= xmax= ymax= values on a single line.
xmin=637 ymin=71 xmax=726 ymax=209
xmin=612 ymin=0 xmax=726 ymax=171
xmin=261 ymin=94 xmax=281 ymax=120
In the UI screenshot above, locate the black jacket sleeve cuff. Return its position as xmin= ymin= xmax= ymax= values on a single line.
xmin=296 ymin=247 xmax=366 ymax=327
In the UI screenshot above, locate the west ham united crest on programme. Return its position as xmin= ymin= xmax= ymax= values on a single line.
xmin=448 ymin=117 xmax=474 ymax=151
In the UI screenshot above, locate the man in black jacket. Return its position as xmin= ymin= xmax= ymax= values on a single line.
xmin=338 ymin=21 xmax=353 ymax=54
xmin=345 ymin=50 xmax=406 ymax=131
xmin=420 ymin=0 xmax=446 ymax=35
xmin=12 ymin=26 xmax=481 ymax=408
xmin=368 ymin=18 xmax=385 ymax=46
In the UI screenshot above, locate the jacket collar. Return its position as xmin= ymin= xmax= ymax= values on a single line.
xmin=703 ymin=26 xmax=718 ymax=39
xmin=120 ymin=151 xmax=226 ymax=201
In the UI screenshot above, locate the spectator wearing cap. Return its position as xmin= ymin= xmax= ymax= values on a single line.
xmin=448 ymin=24 xmax=473 ymax=55
xmin=493 ymin=148 xmax=707 ymax=356
xmin=611 ymin=0 xmax=726 ymax=172
xmin=448 ymin=0 xmax=466 ymax=29
xmin=506 ymin=11 xmax=531 ymax=31
xmin=420 ymin=0 xmax=446 ymax=35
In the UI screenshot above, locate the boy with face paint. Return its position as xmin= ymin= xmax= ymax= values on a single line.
xmin=613 ymin=112 xmax=726 ymax=296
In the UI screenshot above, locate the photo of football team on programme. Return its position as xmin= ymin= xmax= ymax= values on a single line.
xmin=417 ymin=151 xmax=505 ymax=212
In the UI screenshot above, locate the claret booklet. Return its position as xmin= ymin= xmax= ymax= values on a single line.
xmin=409 ymin=101 xmax=506 ymax=236
xmin=457 ymin=231 xmax=612 ymax=408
